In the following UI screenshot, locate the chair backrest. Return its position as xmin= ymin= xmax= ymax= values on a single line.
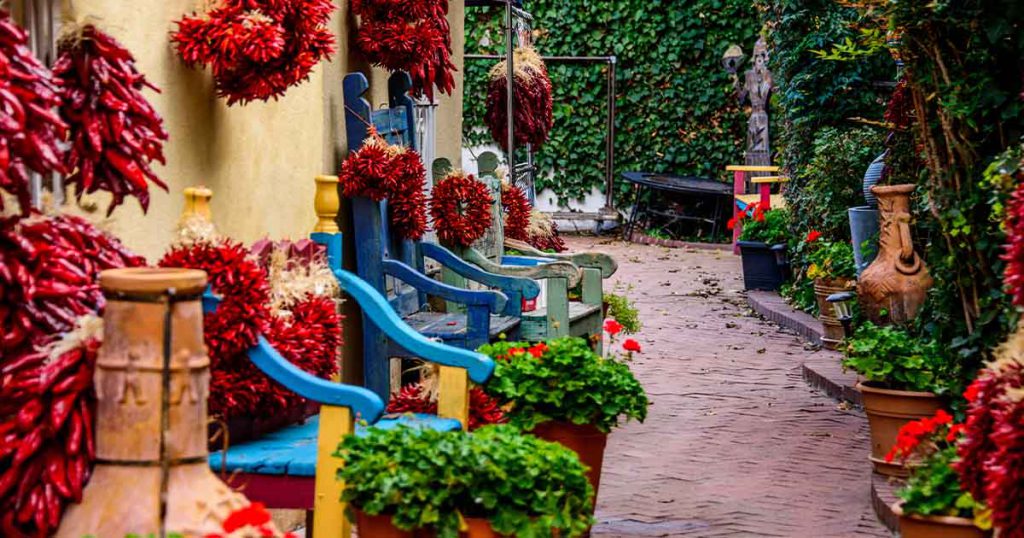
xmin=465 ymin=152 xmax=505 ymax=262
xmin=344 ymin=71 xmax=424 ymax=316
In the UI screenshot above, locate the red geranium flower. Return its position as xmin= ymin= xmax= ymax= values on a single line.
xmin=963 ymin=379 xmax=982 ymax=403
xmin=806 ymin=230 xmax=822 ymax=243
xmin=623 ymin=338 xmax=642 ymax=353
xmin=222 ymin=502 xmax=273 ymax=533
xmin=604 ymin=319 xmax=623 ymax=336
xmin=527 ymin=342 xmax=549 ymax=358
xmin=752 ymin=203 xmax=766 ymax=222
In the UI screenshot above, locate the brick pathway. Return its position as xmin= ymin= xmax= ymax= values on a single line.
xmin=565 ymin=237 xmax=890 ymax=538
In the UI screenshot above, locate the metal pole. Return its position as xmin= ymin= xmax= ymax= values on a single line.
xmin=504 ymin=1 xmax=516 ymax=188
xmin=604 ymin=56 xmax=616 ymax=211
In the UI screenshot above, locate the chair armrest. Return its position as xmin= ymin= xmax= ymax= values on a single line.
xmin=331 ymin=266 xmax=495 ymax=383
xmin=203 ymin=291 xmax=386 ymax=421
xmin=505 ymin=238 xmax=618 ymax=278
xmin=248 ymin=336 xmax=385 ymax=422
xmin=382 ymin=260 xmax=507 ymax=314
xmin=419 ymin=242 xmax=540 ymax=300
xmin=463 ymin=248 xmax=583 ymax=288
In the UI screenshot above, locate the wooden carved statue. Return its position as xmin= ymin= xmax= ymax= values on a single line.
xmin=735 ymin=37 xmax=774 ymax=167
xmin=857 ymin=185 xmax=933 ymax=325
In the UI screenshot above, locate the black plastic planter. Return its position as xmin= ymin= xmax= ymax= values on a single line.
xmin=737 ymin=241 xmax=789 ymax=291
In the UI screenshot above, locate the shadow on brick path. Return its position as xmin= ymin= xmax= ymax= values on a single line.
xmin=566 ymin=237 xmax=891 ymax=538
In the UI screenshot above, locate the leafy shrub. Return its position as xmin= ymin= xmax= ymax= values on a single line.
xmin=790 ymin=126 xmax=884 ymax=240
xmin=479 ymin=337 xmax=649 ymax=432
xmin=335 ymin=425 xmax=594 ymax=537
xmin=738 ymin=207 xmax=789 ymax=245
xmin=605 ymin=291 xmax=641 ymax=334
xmin=842 ymin=322 xmax=945 ymax=392
xmin=806 ymin=239 xmax=857 ymax=281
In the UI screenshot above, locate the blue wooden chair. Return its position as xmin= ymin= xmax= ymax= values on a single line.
xmin=205 ymin=185 xmax=493 ymax=538
xmin=344 ymin=72 xmax=549 ymax=398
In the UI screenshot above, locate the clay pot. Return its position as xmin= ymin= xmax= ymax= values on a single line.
xmin=858 ymin=382 xmax=943 ymax=477
xmin=57 ymin=268 xmax=279 ymax=537
xmin=354 ymin=511 xmax=500 ymax=537
xmin=814 ymin=277 xmax=855 ymax=349
xmin=858 ymin=184 xmax=932 ymax=325
xmin=893 ymin=503 xmax=991 ymax=538
xmin=531 ymin=421 xmax=609 ymax=500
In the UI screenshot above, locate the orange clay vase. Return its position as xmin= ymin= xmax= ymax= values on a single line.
xmin=56 ymin=268 xmax=283 ymax=537
xmin=857 ymin=184 xmax=932 ymax=325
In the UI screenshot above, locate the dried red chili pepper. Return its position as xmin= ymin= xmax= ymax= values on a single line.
xmin=172 ymin=0 xmax=336 ymax=105
xmin=429 ymin=171 xmax=494 ymax=248
xmin=0 ymin=11 xmax=68 ymax=214
xmin=352 ymin=0 xmax=455 ymax=99
xmin=485 ymin=47 xmax=554 ymax=151
xmin=54 ymin=25 xmax=168 ymax=215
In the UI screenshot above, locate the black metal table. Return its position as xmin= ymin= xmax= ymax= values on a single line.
xmin=621 ymin=172 xmax=733 ymax=241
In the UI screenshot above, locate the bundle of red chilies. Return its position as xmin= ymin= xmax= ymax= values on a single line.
xmin=0 ymin=12 xmax=67 ymax=213
xmin=0 ymin=214 xmax=144 ymax=537
xmin=485 ymin=47 xmax=554 ymax=151
xmin=352 ymin=0 xmax=456 ymax=100
xmin=172 ymin=0 xmax=336 ymax=105
xmin=1 ymin=13 xmax=167 ymax=216
xmin=55 ymin=25 xmax=169 ymax=215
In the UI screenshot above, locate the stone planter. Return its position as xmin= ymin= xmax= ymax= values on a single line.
xmin=813 ymin=277 xmax=855 ymax=349
xmin=737 ymin=241 xmax=788 ymax=291
xmin=893 ymin=503 xmax=991 ymax=538
xmin=858 ymin=184 xmax=932 ymax=325
xmin=858 ymin=382 xmax=944 ymax=477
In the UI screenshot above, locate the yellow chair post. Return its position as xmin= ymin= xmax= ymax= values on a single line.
xmin=437 ymin=366 xmax=471 ymax=430
xmin=315 ymin=176 xmax=341 ymax=233
xmin=313 ymin=404 xmax=353 ymax=538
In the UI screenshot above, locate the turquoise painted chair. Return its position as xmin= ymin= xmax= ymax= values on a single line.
xmin=205 ymin=186 xmax=493 ymax=538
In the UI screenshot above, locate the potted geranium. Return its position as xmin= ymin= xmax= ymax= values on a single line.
xmin=887 ymin=411 xmax=991 ymax=538
xmin=804 ymin=232 xmax=858 ymax=348
xmin=479 ymin=336 xmax=649 ymax=502
xmin=842 ymin=322 xmax=946 ymax=476
xmin=334 ymin=424 xmax=594 ymax=537
xmin=733 ymin=203 xmax=790 ymax=291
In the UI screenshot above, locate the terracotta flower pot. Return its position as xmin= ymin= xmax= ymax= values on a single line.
xmin=531 ymin=421 xmax=609 ymax=500
xmin=813 ymin=277 xmax=855 ymax=349
xmin=858 ymin=184 xmax=933 ymax=325
xmin=858 ymin=382 xmax=943 ymax=477
xmin=354 ymin=510 xmax=500 ymax=537
xmin=893 ymin=503 xmax=991 ymax=538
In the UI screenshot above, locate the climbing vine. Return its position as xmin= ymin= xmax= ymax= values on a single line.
xmin=463 ymin=1 xmax=759 ymax=205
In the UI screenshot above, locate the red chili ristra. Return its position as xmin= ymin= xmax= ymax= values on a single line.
xmin=0 ymin=11 xmax=68 ymax=214
xmin=54 ymin=25 xmax=169 ymax=215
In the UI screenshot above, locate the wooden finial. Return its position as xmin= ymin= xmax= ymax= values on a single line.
xmin=314 ymin=175 xmax=341 ymax=233
xmin=181 ymin=186 xmax=214 ymax=223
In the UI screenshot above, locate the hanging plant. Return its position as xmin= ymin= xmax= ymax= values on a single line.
xmin=338 ymin=133 xmax=429 ymax=241
xmin=0 ymin=11 xmax=67 ymax=214
xmin=0 ymin=213 xmax=143 ymax=537
xmin=351 ymin=0 xmax=455 ymax=99
xmin=484 ymin=47 xmax=554 ymax=151
xmin=172 ymin=0 xmax=336 ymax=105
xmin=55 ymin=25 xmax=169 ymax=215
xmin=429 ymin=171 xmax=493 ymax=248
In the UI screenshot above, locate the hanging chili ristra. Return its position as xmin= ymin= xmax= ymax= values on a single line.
xmin=429 ymin=171 xmax=494 ymax=248
xmin=0 ymin=11 xmax=67 ymax=214
xmin=352 ymin=0 xmax=456 ymax=99
xmin=54 ymin=25 xmax=168 ymax=215
xmin=485 ymin=47 xmax=554 ymax=151
xmin=172 ymin=0 xmax=336 ymax=105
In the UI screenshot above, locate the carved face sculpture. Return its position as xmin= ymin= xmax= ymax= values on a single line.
xmin=753 ymin=37 xmax=768 ymax=71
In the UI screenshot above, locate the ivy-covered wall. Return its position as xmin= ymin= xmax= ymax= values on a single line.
xmin=463 ymin=1 xmax=760 ymax=206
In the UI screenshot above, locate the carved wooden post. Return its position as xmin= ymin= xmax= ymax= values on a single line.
xmin=314 ymin=175 xmax=342 ymax=233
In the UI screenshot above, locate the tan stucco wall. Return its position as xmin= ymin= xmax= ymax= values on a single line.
xmin=24 ymin=0 xmax=464 ymax=261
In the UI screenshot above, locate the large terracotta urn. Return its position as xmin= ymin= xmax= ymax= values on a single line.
xmin=57 ymin=268 xmax=281 ymax=537
xmin=858 ymin=184 xmax=932 ymax=324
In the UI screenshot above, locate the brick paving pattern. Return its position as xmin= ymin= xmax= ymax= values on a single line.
xmin=565 ymin=237 xmax=890 ymax=538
